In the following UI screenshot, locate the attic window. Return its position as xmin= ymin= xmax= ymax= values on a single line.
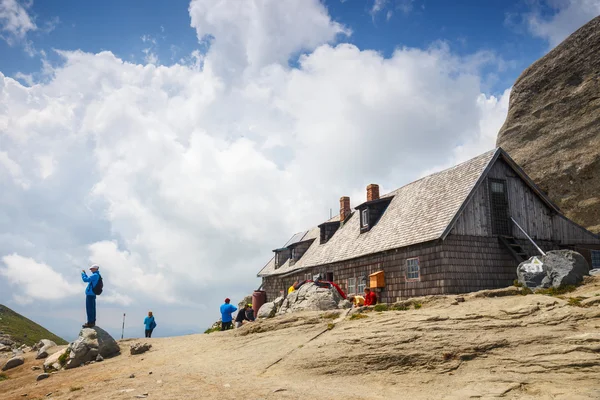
xmin=361 ymin=209 xmax=369 ymax=227
xmin=319 ymin=221 xmax=340 ymax=244
xmin=356 ymin=196 xmax=393 ymax=233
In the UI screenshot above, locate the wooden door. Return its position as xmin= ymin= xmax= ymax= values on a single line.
xmin=489 ymin=179 xmax=511 ymax=236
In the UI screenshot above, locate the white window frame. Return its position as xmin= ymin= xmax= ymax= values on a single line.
xmin=347 ymin=277 xmax=356 ymax=294
xmin=591 ymin=250 xmax=600 ymax=269
xmin=406 ymin=257 xmax=420 ymax=281
xmin=361 ymin=209 xmax=369 ymax=227
xmin=357 ymin=276 xmax=366 ymax=293
xmin=305 ymin=273 xmax=312 ymax=281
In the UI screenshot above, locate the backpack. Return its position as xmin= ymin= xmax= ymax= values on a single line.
xmin=92 ymin=275 xmax=103 ymax=295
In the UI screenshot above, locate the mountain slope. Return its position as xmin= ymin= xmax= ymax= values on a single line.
xmin=496 ymin=16 xmax=600 ymax=233
xmin=0 ymin=305 xmax=67 ymax=347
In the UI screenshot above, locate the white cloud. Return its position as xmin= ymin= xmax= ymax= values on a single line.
xmin=0 ymin=254 xmax=80 ymax=301
xmin=0 ymin=0 xmax=36 ymax=45
xmin=527 ymin=0 xmax=600 ymax=47
xmin=0 ymin=0 xmax=511 ymax=332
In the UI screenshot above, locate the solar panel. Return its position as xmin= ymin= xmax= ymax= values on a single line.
xmin=284 ymin=231 xmax=308 ymax=247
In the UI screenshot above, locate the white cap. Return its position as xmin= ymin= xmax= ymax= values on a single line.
xmin=89 ymin=264 xmax=100 ymax=270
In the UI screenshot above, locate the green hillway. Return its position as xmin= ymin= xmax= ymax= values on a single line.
xmin=0 ymin=304 xmax=67 ymax=347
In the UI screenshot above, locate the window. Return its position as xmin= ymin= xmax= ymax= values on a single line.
xmin=326 ymin=272 xmax=334 ymax=282
xmin=357 ymin=276 xmax=366 ymax=293
xmin=406 ymin=258 xmax=420 ymax=280
xmin=347 ymin=277 xmax=356 ymax=294
xmin=361 ymin=209 xmax=369 ymax=227
xmin=592 ymin=250 xmax=600 ymax=269
xmin=304 ymin=273 xmax=312 ymax=281
xmin=291 ymin=248 xmax=296 ymax=260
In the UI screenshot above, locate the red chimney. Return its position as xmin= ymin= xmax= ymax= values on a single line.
xmin=340 ymin=197 xmax=351 ymax=222
xmin=367 ymin=184 xmax=380 ymax=202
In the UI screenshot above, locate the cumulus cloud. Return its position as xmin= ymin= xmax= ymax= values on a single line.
xmin=527 ymin=0 xmax=600 ymax=47
xmin=0 ymin=0 xmax=36 ymax=45
xmin=0 ymin=254 xmax=80 ymax=302
xmin=0 ymin=0 xmax=510 ymax=333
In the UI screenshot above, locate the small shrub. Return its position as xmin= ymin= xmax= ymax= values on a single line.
xmin=392 ymin=304 xmax=409 ymax=311
xmin=513 ymin=280 xmax=523 ymax=287
xmin=413 ymin=302 xmax=422 ymax=310
xmin=568 ymin=297 xmax=585 ymax=307
xmin=326 ymin=323 xmax=335 ymax=330
xmin=349 ymin=313 xmax=368 ymax=320
xmin=58 ymin=350 xmax=68 ymax=366
xmin=69 ymin=386 xmax=83 ymax=392
xmin=0 ymin=373 xmax=8 ymax=381
xmin=204 ymin=326 xmax=220 ymax=334
xmin=373 ymin=304 xmax=389 ymax=312
xmin=536 ymin=285 xmax=577 ymax=296
xmin=520 ymin=287 xmax=533 ymax=296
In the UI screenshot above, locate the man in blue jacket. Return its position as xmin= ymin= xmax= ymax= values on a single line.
xmin=219 ymin=298 xmax=237 ymax=331
xmin=81 ymin=264 xmax=101 ymax=328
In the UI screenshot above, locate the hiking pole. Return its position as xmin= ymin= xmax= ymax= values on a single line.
xmin=121 ymin=313 xmax=126 ymax=339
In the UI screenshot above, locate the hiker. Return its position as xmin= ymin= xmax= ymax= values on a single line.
xmin=288 ymin=282 xmax=297 ymax=295
xmin=81 ymin=264 xmax=102 ymax=328
xmin=144 ymin=311 xmax=157 ymax=338
xmin=364 ymin=288 xmax=377 ymax=306
xmin=235 ymin=304 xmax=250 ymax=328
xmin=349 ymin=295 xmax=365 ymax=307
xmin=245 ymin=304 xmax=255 ymax=321
xmin=220 ymin=298 xmax=237 ymax=331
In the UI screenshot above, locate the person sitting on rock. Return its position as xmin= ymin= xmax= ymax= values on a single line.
xmin=220 ymin=298 xmax=237 ymax=331
xmin=144 ymin=311 xmax=157 ymax=338
xmin=81 ymin=264 xmax=101 ymax=328
xmin=245 ymin=304 xmax=255 ymax=321
xmin=235 ymin=304 xmax=250 ymax=328
xmin=288 ymin=282 xmax=298 ymax=295
xmin=363 ymin=288 xmax=377 ymax=306
xmin=349 ymin=295 xmax=365 ymax=307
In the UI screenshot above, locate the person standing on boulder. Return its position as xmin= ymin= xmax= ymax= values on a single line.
xmin=81 ymin=264 xmax=102 ymax=328
xmin=144 ymin=311 xmax=157 ymax=338
xmin=219 ymin=298 xmax=237 ymax=331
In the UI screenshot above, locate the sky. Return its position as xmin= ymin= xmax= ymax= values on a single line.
xmin=0 ymin=0 xmax=599 ymax=342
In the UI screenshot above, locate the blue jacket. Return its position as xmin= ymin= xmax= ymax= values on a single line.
xmin=220 ymin=303 xmax=237 ymax=323
xmin=82 ymin=271 xmax=100 ymax=296
xmin=144 ymin=316 xmax=156 ymax=330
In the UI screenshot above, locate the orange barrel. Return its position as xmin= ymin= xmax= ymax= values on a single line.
xmin=252 ymin=290 xmax=267 ymax=318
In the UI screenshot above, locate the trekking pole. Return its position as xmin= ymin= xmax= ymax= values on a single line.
xmin=121 ymin=313 xmax=126 ymax=339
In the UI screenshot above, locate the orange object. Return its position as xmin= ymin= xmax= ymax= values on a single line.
xmin=369 ymin=271 xmax=385 ymax=288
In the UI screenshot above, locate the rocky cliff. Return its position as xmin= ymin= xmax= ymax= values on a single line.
xmin=497 ymin=16 xmax=600 ymax=233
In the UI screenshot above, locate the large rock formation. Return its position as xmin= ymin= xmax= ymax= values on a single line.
xmin=277 ymin=283 xmax=343 ymax=315
xmin=517 ymin=250 xmax=589 ymax=289
xmin=497 ymin=16 xmax=600 ymax=233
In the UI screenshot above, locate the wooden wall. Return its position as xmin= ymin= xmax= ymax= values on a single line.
xmin=452 ymin=158 xmax=600 ymax=245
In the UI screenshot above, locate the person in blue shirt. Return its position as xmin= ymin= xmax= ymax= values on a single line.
xmin=144 ymin=311 xmax=157 ymax=338
xmin=81 ymin=264 xmax=101 ymax=328
xmin=219 ymin=298 xmax=237 ymax=331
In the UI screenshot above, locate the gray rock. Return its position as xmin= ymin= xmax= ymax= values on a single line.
xmin=130 ymin=343 xmax=152 ymax=355
xmin=35 ymin=340 xmax=57 ymax=360
xmin=2 ymin=356 xmax=24 ymax=371
xmin=86 ymin=327 xmax=120 ymax=358
xmin=64 ymin=326 xmax=120 ymax=370
xmin=338 ymin=299 xmax=352 ymax=309
xmin=517 ymin=250 xmax=589 ymax=289
xmin=0 ymin=344 xmax=9 ymax=352
xmin=36 ymin=373 xmax=50 ymax=381
xmin=237 ymin=295 xmax=253 ymax=310
xmin=273 ymin=296 xmax=284 ymax=309
xmin=277 ymin=283 xmax=343 ymax=315
xmin=257 ymin=302 xmax=277 ymax=318
xmin=43 ymin=349 xmax=66 ymax=372
xmin=96 ymin=354 xmax=104 ymax=362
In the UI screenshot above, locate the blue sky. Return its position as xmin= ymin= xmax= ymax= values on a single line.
xmin=0 ymin=0 xmax=598 ymax=341
xmin=0 ymin=0 xmax=582 ymax=94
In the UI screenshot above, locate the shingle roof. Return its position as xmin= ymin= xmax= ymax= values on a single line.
xmin=258 ymin=148 xmax=498 ymax=277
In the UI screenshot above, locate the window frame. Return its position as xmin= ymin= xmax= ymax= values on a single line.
xmin=347 ymin=277 xmax=356 ymax=294
xmin=591 ymin=250 xmax=600 ymax=269
xmin=361 ymin=208 xmax=369 ymax=228
xmin=405 ymin=257 xmax=421 ymax=281
xmin=357 ymin=275 xmax=367 ymax=294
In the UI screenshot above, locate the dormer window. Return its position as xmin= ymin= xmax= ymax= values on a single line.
xmin=288 ymin=239 xmax=315 ymax=266
xmin=356 ymin=196 xmax=393 ymax=233
xmin=318 ymin=221 xmax=341 ymax=244
xmin=273 ymin=248 xmax=291 ymax=269
xmin=361 ymin=209 xmax=369 ymax=228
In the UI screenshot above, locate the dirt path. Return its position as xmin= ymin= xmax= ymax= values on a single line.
xmin=2 ymin=280 xmax=600 ymax=399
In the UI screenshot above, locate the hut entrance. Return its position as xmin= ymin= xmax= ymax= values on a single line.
xmin=489 ymin=178 xmax=511 ymax=236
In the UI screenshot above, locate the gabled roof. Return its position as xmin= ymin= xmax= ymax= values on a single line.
xmin=257 ymin=148 xmax=564 ymax=278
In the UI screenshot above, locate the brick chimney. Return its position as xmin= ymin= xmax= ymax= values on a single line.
xmin=340 ymin=196 xmax=351 ymax=222
xmin=367 ymin=184 xmax=380 ymax=202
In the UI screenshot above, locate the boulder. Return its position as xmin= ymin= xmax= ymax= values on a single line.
xmin=64 ymin=327 xmax=119 ymax=370
xmin=36 ymin=339 xmax=57 ymax=360
xmin=43 ymin=349 xmax=67 ymax=372
xmin=257 ymin=302 xmax=277 ymax=319
xmin=2 ymin=356 xmax=24 ymax=371
xmin=130 ymin=343 xmax=152 ymax=355
xmin=273 ymin=296 xmax=284 ymax=309
xmin=517 ymin=250 xmax=589 ymax=289
xmin=0 ymin=344 xmax=9 ymax=352
xmin=36 ymin=373 xmax=50 ymax=381
xmin=277 ymin=283 xmax=343 ymax=315
xmin=338 ymin=299 xmax=352 ymax=309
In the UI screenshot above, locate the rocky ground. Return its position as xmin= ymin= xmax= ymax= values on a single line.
xmin=2 ymin=278 xmax=600 ymax=399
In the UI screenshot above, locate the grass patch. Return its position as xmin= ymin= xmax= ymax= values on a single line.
xmin=513 ymin=280 xmax=523 ymax=287
xmin=69 ymin=386 xmax=83 ymax=392
xmin=326 ymin=323 xmax=335 ymax=330
xmin=535 ymin=285 xmax=577 ymax=296
xmin=0 ymin=304 xmax=67 ymax=346
xmin=568 ymin=297 xmax=585 ymax=307
xmin=0 ymin=373 xmax=8 ymax=382
xmin=349 ymin=313 xmax=368 ymax=320
xmin=392 ymin=304 xmax=409 ymax=311
xmin=204 ymin=326 xmax=221 ymax=334
xmin=58 ymin=350 xmax=69 ymax=367
xmin=373 ymin=304 xmax=389 ymax=312
xmin=320 ymin=311 xmax=340 ymax=319
xmin=413 ymin=302 xmax=422 ymax=310
xmin=520 ymin=287 xmax=533 ymax=296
